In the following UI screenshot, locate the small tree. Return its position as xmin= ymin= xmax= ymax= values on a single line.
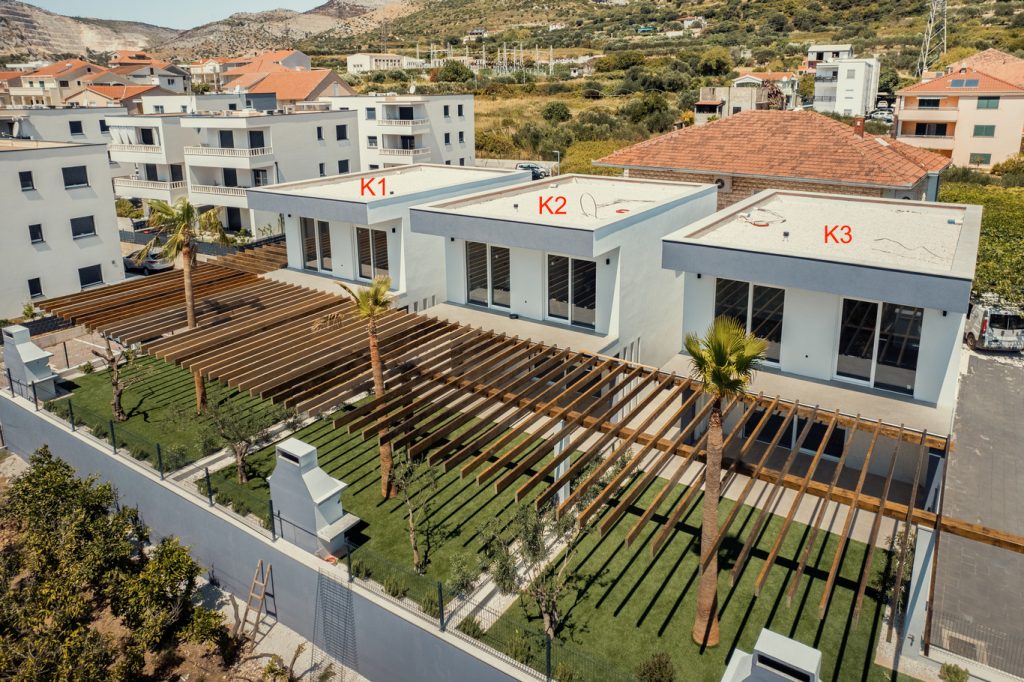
xmin=392 ymin=451 xmax=439 ymax=573
xmin=435 ymin=60 xmax=474 ymax=82
xmin=939 ymin=663 xmax=970 ymax=682
xmin=541 ymin=101 xmax=572 ymax=124
xmin=197 ymin=391 xmax=294 ymax=484
xmin=637 ymin=652 xmax=676 ymax=682
xmin=92 ymin=338 xmax=152 ymax=422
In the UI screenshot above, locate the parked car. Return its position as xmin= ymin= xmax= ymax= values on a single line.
xmin=123 ymin=248 xmax=173 ymax=275
xmin=868 ymin=110 xmax=893 ymax=123
xmin=516 ymin=162 xmax=549 ymax=180
xmin=965 ymin=296 xmax=1024 ymax=352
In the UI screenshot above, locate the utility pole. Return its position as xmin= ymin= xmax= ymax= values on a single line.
xmin=916 ymin=0 xmax=947 ymax=76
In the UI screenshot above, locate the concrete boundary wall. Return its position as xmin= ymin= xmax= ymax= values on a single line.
xmin=0 ymin=393 xmax=524 ymax=682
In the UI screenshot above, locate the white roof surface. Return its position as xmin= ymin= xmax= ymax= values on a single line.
xmin=258 ymin=164 xmax=515 ymax=203
xmin=677 ymin=191 xmax=970 ymax=274
xmin=429 ymin=175 xmax=708 ymax=230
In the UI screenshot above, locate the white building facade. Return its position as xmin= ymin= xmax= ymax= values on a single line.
xmin=410 ymin=175 xmax=718 ymax=366
xmin=346 ymin=54 xmax=425 ymax=74
xmin=0 ymin=139 xmax=125 ymax=318
xmin=0 ymin=106 xmax=129 ymax=178
xmin=322 ymin=94 xmax=474 ymax=170
xmin=107 ymin=114 xmax=199 ymax=205
xmin=814 ymin=58 xmax=880 ymax=117
xmin=246 ymin=164 xmax=529 ymax=311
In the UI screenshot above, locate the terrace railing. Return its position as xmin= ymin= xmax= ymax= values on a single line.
xmin=184 ymin=145 xmax=274 ymax=158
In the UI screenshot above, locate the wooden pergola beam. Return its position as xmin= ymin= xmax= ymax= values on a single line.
xmin=886 ymin=431 xmax=930 ymax=642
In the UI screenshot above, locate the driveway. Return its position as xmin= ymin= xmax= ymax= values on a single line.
xmin=931 ymin=351 xmax=1024 ymax=676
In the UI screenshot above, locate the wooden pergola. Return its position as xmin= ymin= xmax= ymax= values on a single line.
xmin=38 ymin=247 xmax=1024 ymax=631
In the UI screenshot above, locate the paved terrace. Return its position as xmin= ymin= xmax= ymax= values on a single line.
xmin=35 ymin=244 xmax=1024 ymax=638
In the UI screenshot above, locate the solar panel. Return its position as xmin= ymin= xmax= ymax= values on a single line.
xmin=965 ymin=79 xmax=980 ymax=87
xmin=950 ymin=79 xmax=964 ymax=87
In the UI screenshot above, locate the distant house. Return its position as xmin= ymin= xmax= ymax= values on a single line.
xmin=64 ymin=85 xmax=175 ymax=114
xmin=734 ymin=72 xmax=799 ymax=109
xmin=346 ymin=53 xmax=426 ymax=74
xmin=7 ymin=60 xmax=106 ymax=106
xmin=594 ymin=110 xmax=950 ymax=208
xmin=0 ymin=71 xmax=22 ymax=106
xmin=800 ymin=43 xmax=854 ymax=74
xmin=221 ymin=50 xmax=313 ymax=84
xmin=236 ymin=70 xmax=356 ymax=107
xmin=104 ymin=62 xmax=191 ymax=94
xmin=695 ymin=72 xmax=800 ymax=125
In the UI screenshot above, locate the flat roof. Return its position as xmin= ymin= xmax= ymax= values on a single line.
xmin=0 ymin=139 xmax=95 ymax=152
xmin=423 ymin=175 xmax=709 ymax=231
xmin=669 ymin=191 xmax=973 ymax=276
xmin=255 ymin=164 xmax=521 ymax=203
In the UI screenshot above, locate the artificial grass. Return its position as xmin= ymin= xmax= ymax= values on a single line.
xmin=488 ymin=475 xmax=904 ymax=681
xmin=49 ymin=356 xmax=276 ymax=469
xmin=208 ymin=414 xmax=565 ymax=592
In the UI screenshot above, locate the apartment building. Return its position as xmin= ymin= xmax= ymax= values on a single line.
xmin=187 ymin=57 xmax=250 ymax=91
xmin=0 ymin=106 xmax=129 ymax=177
xmin=735 ymin=72 xmax=799 ymax=108
xmin=409 ymin=175 xmax=718 ymax=366
xmin=322 ymin=94 xmax=474 ymax=169
xmin=105 ymin=62 xmax=191 ymax=93
xmin=346 ymin=53 xmax=426 ymax=74
xmin=596 ymin=111 xmax=950 ymax=208
xmin=179 ymin=109 xmax=359 ymax=232
xmin=0 ymin=71 xmax=21 ymax=106
xmin=107 ymin=113 xmax=199 ymax=204
xmin=801 ymin=44 xmax=854 ymax=74
xmin=813 ymin=57 xmax=880 ymax=117
xmin=141 ymin=93 xmax=278 ymax=115
xmin=661 ymin=191 xmax=980 ymax=474
xmin=895 ymin=68 xmax=1024 ymax=169
xmin=0 ymin=139 xmax=124 ymax=318
xmin=7 ymin=60 xmax=106 ymax=106
xmin=64 ymin=85 xmax=175 ymax=113
xmin=246 ymin=164 xmax=529 ymax=310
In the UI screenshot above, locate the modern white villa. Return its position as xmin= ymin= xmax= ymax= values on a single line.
xmin=410 ymin=175 xmax=718 ymax=366
xmin=661 ymin=190 xmax=981 ymax=480
xmin=322 ymin=94 xmax=474 ymax=169
xmin=1 ymin=139 xmax=124 ymax=318
xmin=245 ymin=164 xmax=529 ymax=311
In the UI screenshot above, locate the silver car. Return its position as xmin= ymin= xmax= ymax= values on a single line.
xmin=965 ymin=298 xmax=1024 ymax=352
xmin=123 ymin=248 xmax=173 ymax=275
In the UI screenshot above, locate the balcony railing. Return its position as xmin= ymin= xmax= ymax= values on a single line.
xmin=814 ymin=77 xmax=838 ymax=83
xmin=379 ymin=147 xmax=431 ymax=156
xmin=190 ymin=184 xmax=249 ymax=197
xmin=184 ymin=146 xmax=274 ymax=158
xmin=898 ymin=134 xmax=953 ymax=140
xmin=109 ymin=143 xmax=162 ymax=153
xmin=114 ymin=178 xmax=187 ymax=191
xmin=378 ymin=118 xmax=430 ymax=126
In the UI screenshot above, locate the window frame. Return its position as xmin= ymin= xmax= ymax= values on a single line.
xmin=355 ymin=226 xmax=390 ymax=281
xmin=968 ymin=152 xmax=992 ymax=165
xmin=444 ymin=132 xmax=451 ymax=145
xmin=545 ymin=253 xmax=597 ymax=329
xmin=972 ymin=124 xmax=995 ymax=138
xmin=28 ymin=223 xmax=44 ymax=244
xmin=70 ymin=215 xmax=97 ymax=239
xmin=832 ymin=296 xmax=923 ymax=395
xmin=316 ymin=125 xmax=324 ymax=141
xmin=27 ymin=277 xmax=43 ymax=299
xmin=77 ymin=264 xmax=104 ymax=289
xmin=457 ymin=104 xmax=464 ymax=116
xmin=337 ymin=159 xmax=350 ymax=174
xmin=336 ymin=124 xmax=348 ymax=140
xmin=464 ymin=241 xmax=510 ymax=309
xmin=19 ymin=170 xmax=35 ymax=191
xmin=977 ymin=96 xmax=1000 ymax=110
xmin=61 ymin=165 xmax=90 ymax=189
xmin=365 ymin=107 xmax=376 ymax=120
xmin=367 ymin=135 xmax=378 ymax=148
xmin=68 ymin=120 xmax=84 ymax=135
xmin=713 ymin=278 xmax=784 ymax=364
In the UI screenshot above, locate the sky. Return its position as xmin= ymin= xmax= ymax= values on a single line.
xmin=26 ymin=0 xmax=325 ymax=29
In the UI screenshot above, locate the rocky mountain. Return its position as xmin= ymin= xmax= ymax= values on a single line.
xmin=0 ymin=0 xmax=177 ymax=58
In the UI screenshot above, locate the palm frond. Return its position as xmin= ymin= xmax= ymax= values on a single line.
xmin=312 ymin=276 xmax=394 ymax=331
xmin=685 ymin=315 xmax=767 ymax=399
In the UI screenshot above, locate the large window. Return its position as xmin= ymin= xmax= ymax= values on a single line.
xmin=356 ymin=227 xmax=389 ymax=279
xmin=27 ymin=278 xmax=42 ymax=299
xmin=973 ymin=124 xmax=995 ymax=137
xmin=69 ymin=120 xmax=83 ymax=135
xmin=969 ymin=153 xmax=992 ymax=165
xmin=28 ymin=224 xmax=43 ymax=243
xmin=78 ymin=264 xmax=103 ymax=289
xmin=977 ymin=96 xmax=1000 ymax=110
xmin=913 ymin=122 xmax=947 ymax=137
xmin=547 ymin=255 xmax=596 ymax=329
xmin=836 ymin=298 xmax=922 ymax=395
xmin=19 ymin=171 xmax=34 ymax=191
xmin=70 ymin=215 xmax=96 ymax=238
xmin=714 ymin=278 xmax=785 ymax=362
xmin=300 ymin=218 xmax=332 ymax=272
xmin=336 ymin=124 xmax=348 ymax=140
xmin=62 ymin=165 xmax=89 ymax=188
xmin=465 ymin=242 xmax=510 ymax=308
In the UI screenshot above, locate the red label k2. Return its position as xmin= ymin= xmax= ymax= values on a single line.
xmin=539 ymin=196 xmax=567 ymax=215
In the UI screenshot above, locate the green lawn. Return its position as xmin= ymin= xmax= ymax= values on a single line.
xmin=48 ymin=356 xmax=276 ymax=470
xmin=487 ymin=476 xmax=908 ymax=682
xmin=208 ymin=414 xmax=563 ymax=594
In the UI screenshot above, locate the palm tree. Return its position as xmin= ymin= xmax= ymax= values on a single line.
xmin=141 ymin=198 xmax=226 ymax=414
xmin=315 ymin=276 xmax=395 ymax=498
xmin=684 ymin=316 xmax=766 ymax=647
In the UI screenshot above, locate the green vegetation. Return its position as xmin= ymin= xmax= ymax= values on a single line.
xmin=48 ymin=356 xmax=276 ymax=470
xmin=940 ymin=182 xmax=1024 ymax=304
xmin=488 ymin=477 xmax=901 ymax=681
xmin=0 ymin=447 xmax=238 ymax=679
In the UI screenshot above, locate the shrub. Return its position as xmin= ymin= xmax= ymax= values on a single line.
xmin=541 ymin=101 xmax=572 ymax=124
xmin=457 ymin=616 xmax=484 ymax=639
xmin=91 ymin=422 xmax=108 ymax=439
xmin=383 ymin=574 xmax=408 ymax=599
xmin=508 ymin=628 xmax=534 ymax=665
xmin=419 ymin=592 xmax=441 ymax=618
xmin=939 ymin=663 xmax=970 ymax=682
xmin=942 ymin=165 xmax=995 ymax=185
xmin=79 ymin=362 xmax=95 ymax=374
xmin=350 ymin=558 xmax=372 ymax=580
xmin=553 ymin=662 xmax=584 ymax=682
xmin=446 ymin=554 xmax=478 ymax=598
xmin=637 ymin=652 xmax=675 ymax=682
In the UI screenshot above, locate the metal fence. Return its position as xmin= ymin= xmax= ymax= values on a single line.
xmin=119 ymin=230 xmax=285 ymax=258
xmin=5 ymin=373 xmax=636 ymax=682
xmin=929 ymin=607 xmax=1024 ymax=678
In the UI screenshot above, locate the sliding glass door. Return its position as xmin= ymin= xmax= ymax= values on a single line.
xmin=465 ymin=242 xmax=510 ymax=309
xmin=713 ymin=278 xmax=785 ymax=363
xmin=835 ymin=298 xmax=923 ymax=395
xmin=356 ymin=227 xmax=389 ymax=280
xmin=300 ymin=217 xmax=332 ymax=273
xmin=548 ymin=255 xmax=596 ymax=329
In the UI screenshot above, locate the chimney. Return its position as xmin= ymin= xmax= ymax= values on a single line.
xmin=853 ymin=116 xmax=865 ymax=137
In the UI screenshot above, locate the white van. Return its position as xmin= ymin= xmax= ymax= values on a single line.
xmin=965 ymin=297 xmax=1024 ymax=352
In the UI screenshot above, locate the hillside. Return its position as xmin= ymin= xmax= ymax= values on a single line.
xmin=0 ymin=0 xmax=177 ymax=58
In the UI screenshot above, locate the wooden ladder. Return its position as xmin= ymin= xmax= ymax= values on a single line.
xmin=241 ymin=560 xmax=273 ymax=639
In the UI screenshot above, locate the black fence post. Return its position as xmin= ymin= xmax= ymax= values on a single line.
xmin=268 ymin=499 xmax=276 ymax=540
xmin=5 ymin=368 xmax=13 ymax=397
xmin=204 ymin=467 xmax=213 ymax=506
xmin=545 ymin=635 xmax=552 ymax=682
xmin=109 ymin=420 xmax=116 ymax=453
xmin=30 ymin=381 xmax=38 ymax=411
xmin=346 ymin=548 xmax=353 ymax=582
xmin=68 ymin=399 xmax=75 ymax=431
xmin=62 ymin=341 xmax=70 ymax=369
xmin=437 ymin=582 xmax=446 ymax=632
xmin=156 ymin=443 xmax=164 ymax=479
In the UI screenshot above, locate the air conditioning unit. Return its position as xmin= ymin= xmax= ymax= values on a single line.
xmin=713 ymin=175 xmax=733 ymax=192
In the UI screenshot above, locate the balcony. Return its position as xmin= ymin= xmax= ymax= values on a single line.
xmin=897 ymin=107 xmax=959 ymax=123
xmin=377 ymin=118 xmax=430 ymax=130
xmin=184 ymin=145 xmax=273 ymax=158
xmin=109 ymin=143 xmax=162 ymax=154
xmin=189 ymin=183 xmax=251 ymax=207
xmin=895 ymin=134 xmax=955 ymax=150
xmin=114 ymin=177 xmax=188 ymax=201
xmin=378 ymin=147 xmax=431 ymax=157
